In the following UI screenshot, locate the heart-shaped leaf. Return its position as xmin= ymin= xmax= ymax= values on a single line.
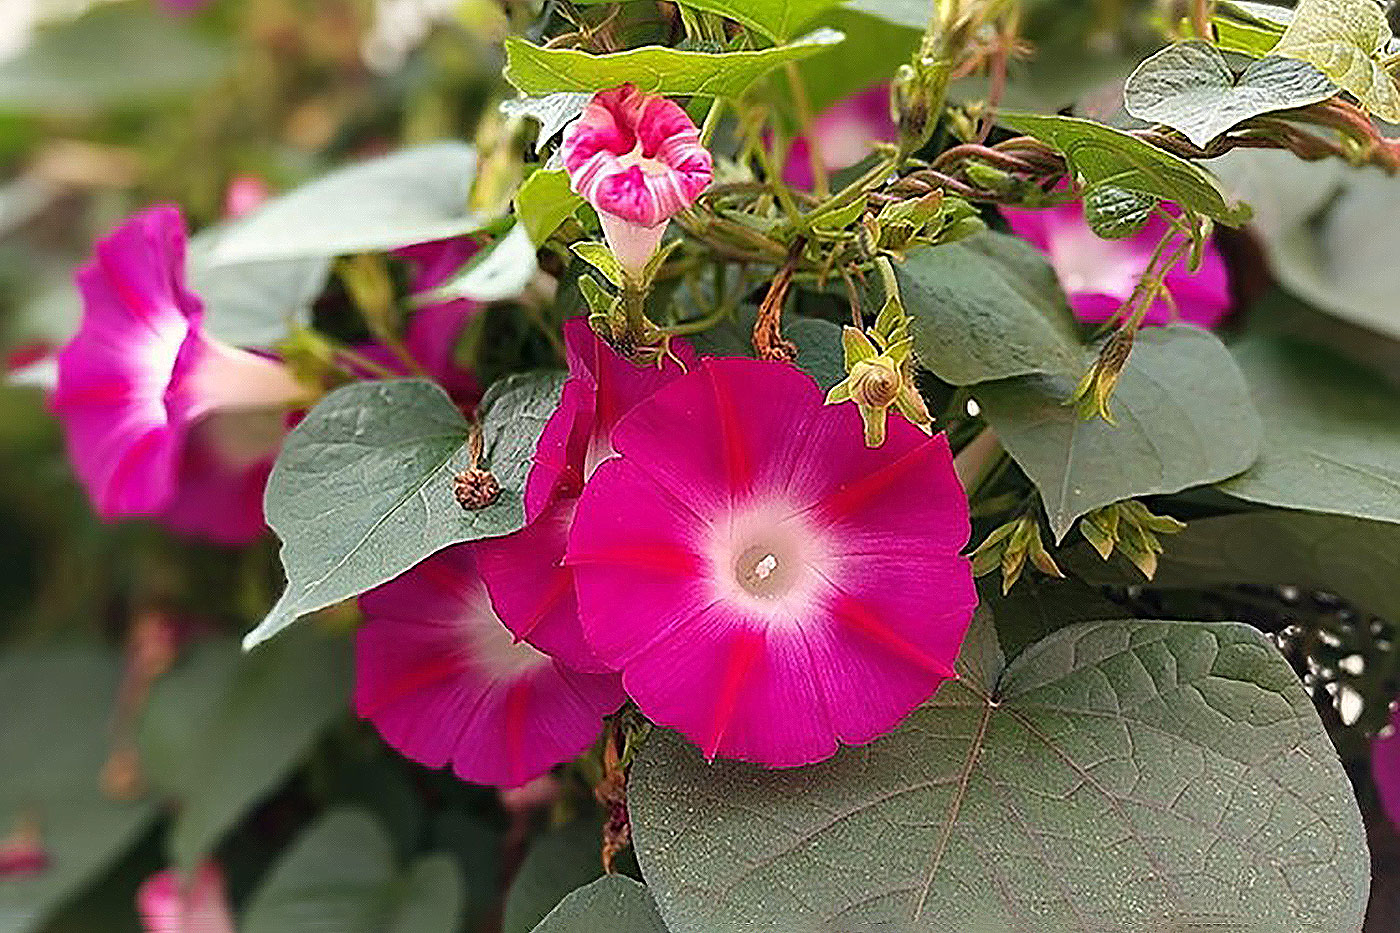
xmin=674 ymin=0 xmax=843 ymax=41
xmin=503 ymin=30 xmax=843 ymax=98
xmin=530 ymin=877 xmax=669 ymax=933
xmin=1273 ymin=0 xmax=1400 ymax=122
xmin=973 ymin=325 xmax=1262 ymax=541
xmin=243 ymin=373 xmax=562 ymax=650
xmin=1125 ymin=41 xmax=1336 ymax=147
xmin=998 ymin=112 xmax=1253 ymax=225
xmin=631 ymin=617 xmax=1369 ymax=933
xmin=1219 ymin=336 xmax=1400 ymax=525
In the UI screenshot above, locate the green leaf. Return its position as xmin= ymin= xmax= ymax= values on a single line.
xmin=788 ymin=8 xmax=920 ymax=112
xmin=1213 ymin=0 xmax=1291 ymax=56
xmin=516 ymin=170 xmax=583 ymax=246
xmin=0 ymin=649 xmax=158 ymax=933
xmin=997 ymin=112 xmax=1252 ymax=225
xmin=0 ymin=2 xmax=230 ymax=112
xmin=187 ymin=234 xmax=332 ymax=348
xmin=631 ymin=618 xmax=1369 ymax=933
xmin=1217 ymin=337 xmax=1400 ymax=525
xmin=531 ymin=877 xmax=669 ymax=933
xmin=425 ymin=224 xmax=539 ymax=303
xmin=503 ymin=30 xmax=844 ymax=98
xmin=1074 ymin=508 xmax=1400 ymax=623
xmin=1273 ymin=0 xmax=1400 ymax=123
xmin=243 ymin=809 xmax=464 ymax=933
xmin=895 ymin=231 xmax=1081 ymax=386
xmin=208 ymin=144 xmax=486 ymax=265
xmin=675 ymin=0 xmax=842 ymax=41
xmin=243 ymin=374 xmax=562 ymax=650
xmin=1082 ymin=185 xmax=1157 ymax=239
xmin=138 ymin=628 xmax=351 ymax=868
xmin=977 ymin=575 xmax=1126 ymax=660
xmin=974 ymin=326 xmax=1262 ymax=541
xmin=1124 ymin=41 xmax=1336 ymax=148
xmin=503 ymin=818 xmax=605 ymax=933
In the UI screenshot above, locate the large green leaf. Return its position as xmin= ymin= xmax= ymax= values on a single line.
xmin=631 ymin=618 xmax=1369 ymax=933
xmin=0 ymin=649 xmax=158 ymax=933
xmin=1273 ymin=0 xmax=1400 ymax=123
xmin=895 ymin=232 xmax=1081 ymax=386
xmin=1124 ymin=41 xmax=1336 ymax=148
xmin=138 ymin=629 xmax=352 ymax=868
xmin=207 ymin=144 xmax=486 ymax=265
xmin=187 ymin=235 xmax=331 ymax=348
xmin=503 ymin=818 xmax=605 ymax=933
xmin=675 ymin=0 xmax=842 ymax=41
xmin=1219 ymin=337 xmax=1400 ymax=525
xmin=242 ymin=809 xmax=463 ymax=933
xmin=689 ymin=309 xmax=845 ymax=391
xmin=998 ymin=113 xmax=1252 ymax=225
xmin=1077 ymin=508 xmax=1400 ymax=622
xmin=503 ymin=30 xmax=843 ymax=97
xmin=243 ymin=374 xmax=562 ymax=650
xmin=514 ymin=171 xmax=582 ymax=247
xmin=531 ymin=877 xmax=668 ymax=933
xmin=789 ymin=7 xmax=919 ymax=112
xmin=0 ymin=2 xmax=230 ymax=112
xmin=974 ymin=325 xmax=1262 ymax=541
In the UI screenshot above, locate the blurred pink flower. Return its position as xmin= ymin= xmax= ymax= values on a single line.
xmin=221 ymin=173 xmax=269 ymax=219
xmin=1001 ymin=200 xmax=1231 ymax=328
xmin=354 ymin=544 xmax=625 ymax=788
xmin=53 ymin=206 xmax=303 ymax=533
xmin=783 ymin=85 xmax=895 ymax=191
xmin=475 ymin=320 xmax=695 ymax=672
xmin=136 ymin=862 xmax=235 ymax=933
xmin=560 ymin=85 xmax=712 ymax=274
xmin=566 ymin=358 xmax=976 ymax=767
xmin=1374 ymin=705 xmax=1400 ymax=830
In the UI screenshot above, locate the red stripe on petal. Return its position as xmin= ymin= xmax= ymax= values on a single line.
xmin=814 ymin=439 xmax=935 ymax=524
xmin=359 ymin=654 xmax=467 ymax=718
xmin=567 ymin=544 xmax=700 ymax=575
xmin=703 ymin=629 xmax=765 ymax=760
xmin=516 ymin=570 xmax=572 ymax=639
xmin=831 ymin=592 xmax=957 ymax=678
xmin=504 ymin=677 xmax=533 ymax=786
xmin=705 ymin=364 xmax=751 ymax=496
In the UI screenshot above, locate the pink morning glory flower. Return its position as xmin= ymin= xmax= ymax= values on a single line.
xmin=1374 ymin=705 xmax=1400 ymax=830
xmin=136 ymin=862 xmax=235 ymax=933
xmin=559 ymin=85 xmax=713 ymax=275
xmin=475 ymin=319 xmax=696 ymax=672
xmin=783 ymin=84 xmax=896 ymax=191
xmin=566 ymin=357 xmax=977 ymax=767
xmin=53 ymin=206 xmax=304 ymax=525
xmin=1001 ymin=200 xmax=1231 ymax=328
xmin=354 ymin=544 xmax=625 ymax=788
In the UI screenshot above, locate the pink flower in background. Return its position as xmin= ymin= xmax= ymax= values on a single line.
xmin=566 ymin=358 xmax=976 ymax=767
xmin=1374 ymin=705 xmax=1400 ymax=830
xmin=53 ymin=206 xmax=304 ymax=525
xmin=560 ymin=85 xmax=712 ymax=274
xmin=783 ymin=85 xmax=896 ymax=191
xmin=136 ymin=862 xmax=235 ymax=933
xmin=354 ymin=544 xmax=625 ymax=788
xmin=1002 ymin=200 xmax=1231 ymax=328
xmin=221 ymin=173 xmax=269 ymax=219
xmin=476 ymin=320 xmax=696 ymax=671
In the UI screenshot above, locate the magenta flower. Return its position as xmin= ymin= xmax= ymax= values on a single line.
xmin=559 ymin=85 xmax=712 ymax=274
xmin=53 ymin=206 xmax=304 ymax=524
xmin=1001 ymin=200 xmax=1231 ymax=328
xmin=783 ymin=85 xmax=896 ymax=191
xmin=566 ymin=358 xmax=976 ymax=767
xmin=136 ymin=862 xmax=235 ymax=933
xmin=475 ymin=319 xmax=696 ymax=671
xmin=1374 ymin=705 xmax=1400 ymax=830
xmin=354 ymin=544 xmax=625 ymax=788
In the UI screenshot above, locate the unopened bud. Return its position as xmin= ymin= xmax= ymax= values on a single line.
xmin=849 ymin=358 xmax=902 ymax=409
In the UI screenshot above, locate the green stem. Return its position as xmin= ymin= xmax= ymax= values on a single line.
xmin=805 ymin=153 xmax=898 ymax=227
xmin=698 ymin=97 xmax=725 ymax=148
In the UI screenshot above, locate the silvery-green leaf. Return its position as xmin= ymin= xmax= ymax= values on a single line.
xmin=1272 ymin=0 xmax=1400 ymax=122
xmin=501 ymin=92 xmax=592 ymax=152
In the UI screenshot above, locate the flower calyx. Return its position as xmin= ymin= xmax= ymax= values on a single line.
xmin=1068 ymin=325 xmax=1134 ymax=423
xmin=825 ymin=296 xmax=932 ymax=446
xmin=969 ymin=511 xmax=1063 ymax=595
xmin=1078 ymin=500 xmax=1186 ymax=581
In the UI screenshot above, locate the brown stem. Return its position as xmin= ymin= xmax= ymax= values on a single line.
xmin=752 ymin=238 xmax=804 ymax=363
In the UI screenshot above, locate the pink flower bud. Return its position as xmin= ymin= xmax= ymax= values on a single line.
xmin=560 ymin=85 xmax=713 ymax=275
